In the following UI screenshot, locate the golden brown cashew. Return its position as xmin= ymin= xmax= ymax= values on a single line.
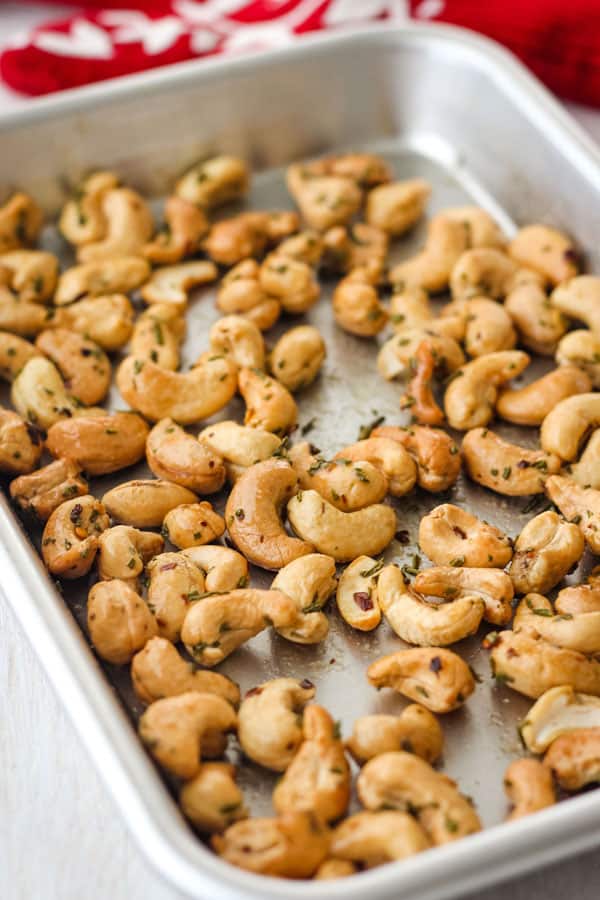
xmin=162 ymin=502 xmax=225 ymax=549
xmin=390 ymin=286 xmax=439 ymax=331
xmin=366 ymin=178 xmax=430 ymax=236
xmin=377 ymin=328 xmax=465 ymax=382
xmin=332 ymin=271 xmax=388 ymax=337
xmin=62 ymin=294 xmax=135 ymax=350
xmin=238 ymin=367 xmax=297 ymax=435
xmin=198 ymin=419 xmax=281 ymax=483
xmin=509 ymin=512 xmax=585 ymax=595
xmin=286 ymin=163 xmax=362 ymax=231
xmin=77 ymin=187 xmax=153 ymax=262
xmin=289 ymin=442 xmax=387 ymax=511
xmin=444 ymin=350 xmax=530 ymax=431
xmin=377 ymin=564 xmax=484 ymax=647
xmin=418 ymin=504 xmax=513 ymax=568
xmin=146 ymin=551 xmax=205 ymax=642
xmin=443 ymin=206 xmax=506 ymax=249
xmin=0 ymin=408 xmax=42 ymax=474
xmin=551 ymin=275 xmax=600 ymax=334
xmin=117 ymin=354 xmax=237 ymax=425
xmin=146 ymin=419 xmax=226 ymax=494
xmin=330 ymin=811 xmax=430 ymax=868
xmin=11 ymin=357 xmax=84 ymax=429
xmin=0 ymin=331 xmax=39 ymax=381
xmin=372 ymin=424 xmax=461 ymax=493
xmin=520 ymin=686 xmax=600 ymax=753
xmin=180 ymin=762 xmax=247 ymax=834
xmin=204 ymin=211 xmax=298 ymax=266
xmin=41 ymin=494 xmax=109 ymax=578
xmin=55 ymin=257 xmax=150 ymax=305
xmin=556 ymin=576 xmax=600 ymax=615
xmin=131 ymin=637 xmax=240 ymax=707
xmin=336 ymin=555 xmax=382 ymax=631
xmin=357 ymin=752 xmax=481 ymax=844
xmin=273 ymin=705 xmax=351 ymax=823
xmin=346 ymin=705 xmax=443 ymax=765
xmin=182 ymin=545 xmax=249 ymax=593
xmin=216 ymin=259 xmax=281 ymax=332
xmin=102 ymin=480 xmax=197 ymax=528
xmin=259 ymin=253 xmax=320 ymax=315
xmin=322 ymin=223 xmax=388 ymax=276
xmin=496 ymin=366 xmax=592 ymax=426
xmin=35 ymin=329 xmax=111 ymax=406
xmin=271 ymin=553 xmax=337 ymax=644
xmin=545 ymin=475 xmax=600 ymax=554
xmin=462 ymin=428 xmax=561 ymax=496
xmin=367 ymin=648 xmax=475 ymax=713
xmin=140 ymin=260 xmax=218 ymax=310
xmin=9 ymin=459 xmax=88 ymax=521
xmin=287 ymin=490 xmax=396 ymax=562
xmin=388 ymin=215 xmax=470 ymax=292
xmin=130 ymin=304 xmax=186 ymax=370
xmin=46 ymin=412 xmax=149 ymax=476
xmin=139 ymin=692 xmax=237 ymax=779
xmin=175 ymin=155 xmax=250 ymax=208
xmin=277 ymin=229 xmax=324 ymax=266
xmin=97 ymin=525 xmax=163 ymax=581
xmin=543 ymin=728 xmax=600 ymax=790
xmin=335 ymin=437 xmax=417 ymax=497
xmin=181 ymin=588 xmax=299 ymax=667
xmin=87 ymin=579 xmax=157 ymax=664
xmin=541 ymin=393 xmax=600 ymax=461
xmin=0 ymin=192 xmax=43 ymax=251
xmin=237 ymin=677 xmax=316 ymax=771
xmin=556 ymin=330 xmax=600 ymax=388
xmin=144 ymin=196 xmax=208 ymax=264
xmin=446 ymin=297 xmax=516 ymax=357
xmin=58 ymin=171 xmax=119 ymax=246
xmin=314 ymin=859 xmax=357 ymax=879
xmin=268 ymin=325 xmax=326 ymax=392
xmin=0 ymin=293 xmax=62 ymax=336
xmin=569 ymin=429 xmax=600 ymax=489
xmin=450 ymin=248 xmax=517 ymax=302
xmin=513 ymin=594 xmax=600 ymax=655
xmin=504 ymin=759 xmax=556 ymax=820
xmin=399 ymin=341 xmax=445 ymax=426
xmin=311 ymin=152 xmax=391 ymax=186
xmin=212 ymin=811 xmax=330 ymax=878
xmin=208 ymin=315 xmax=265 ymax=370
xmin=509 ymin=224 xmax=579 ymax=285
xmin=0 ymin=250 xmax=58 ymax=303
xmin=414 ymin=566 xmax=514 ymax=626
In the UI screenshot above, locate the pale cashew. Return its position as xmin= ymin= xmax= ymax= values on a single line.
xmin=556 ymin=330 xmax=600 ymax=387
xmin=198 ymin=419 xmax=281 ymax=483
xmin=175 ymin=155 xmax=250 ymax=208
xmin=131 ymin=637 xmax=240 ymax=707
xmin=0 ymin=408 xmax=42 ymax=474
xmin=332 ymin=271 xmax=388 ymax=337
xmin=541 ymin=393 xmax=600 ymax=461
xmin=450 ymin=248 xmax=517 ymax=302
xmin=276 ymin=229 xmax=324 ymax=266
xmin=9 ymin=458 xmax=87 ymax=521
xmin=322 ymin=224 xmax=388 ymax=276
xmin=97 ymin=525 xmax=163 ymax=581
xmin=377 ymin=329 xmax=465 ymax=382
xmin=556 ymin=575 xmax=600 ymax=615
xmin=87 ymin=579 xmax=157 ymax=664
xmin=41 ymin=494 xmax=109 ymax=578
xmin=569 ymin=429 xmax=600 ymax=489
xmin=139 ymin=692 xmax=237 ymax=779
xmin=0 ymin=293 xmax=62 ymax=336
xmin=509 ymin=512 xmax=585 ymax=595
xmin=335 ymin=437 xmax=417 ymax=497
xmin=11 ymin=357 xmax=83 ymax=429
xmin=46 ymin=412 xmax=149 ymax=476
xmin=357 ymin=751 xmax=481 ymax=844
xmin=182 ymin=545 xmax=249 ymax=593
xmin=162 ymin=502 xmax=225 ymax=549
xmin=0 ymin=250 xmax=58 ymax=303
xmin=504 ymin=759 xmax=555 ymax=820
xmin=377 ymin=564 xmax=484 ymax=647
xmin=35 ymin=329 xmax=111 ymax=406
xmin=144 ymin=196 xmax=208 ymax=264
xmin=505 ymin=281 xmax=567 ymax=355
xmin=146 ymin=419 xmax=226 ymax=494
xmin=289 ymin=442 xmax=387 ymax=511
xmin=140 ymin=260 xmax=218 ymax=310
xmin=117 ymin=354 xmax=237 ymax=425
xmin=514 ymin=593 xmax=600 ymax=655
xmin=216 ymin=259 xmax=281 ymax=332
xmin=366 ymin=178 xmax=430 ymax=236
xmin=181 ymin=588 xmax=299 ymax=667
xmin=520 ymin=686 xmax=600 ymax=753
xmin=509 ymin=224 xmax=579 ymax=285
xmin=286 ymin=163 xmax=362 ymax=231
xmin=336 ymin=555 xmax=382 ymax=632
xmin=180 ymin=763 xmax=247 ymax=834
xmin=102 ymin=480 xmax=197 ymax=528
xmin=415 ymin=566 xmax=514 ymax=626
xmin=444 ymin=350 xmax=530 ymax=431
xmin=55 ymin=257 xmax=149 ymax=305
xmin=372 ymin=424 xmax=462 ymax=493
xmin=288 ymin=490 xmax=396 ymax=562
xmin=551 ymin=275 xmax=600 ymax=334
xmin=447 ymin=297 xmax=516 ymax=357
xmin=346 ymin=705 xmax=443 ymax=765
xmin=146 ymin=551 xmax=205 ymax=642
xmin=208 ymin=315 xmax=265 ymax=370
xmin=330 ymin=811 xmax=430 ymax=868
xmin=543 ymin=728 xmax=600 ymax=790
xmin=389 ymin=286 xmax=437 ymax=332
xmin=0 ymin=191 xmax=43 ymax=251
xmin=311 ymin=152 xmax=391 ymax=186
xmin=367 ymin=648 xmax=475 ymax=713
xmin=314 ymin=859 xmax=356 ymax=879
xmin=237 ymin=677 xmax=316 ymax=771
xmin=59 ymin=171 xmax=119 ymax=246
xmin=259 ymin=253 xmax=320 ymax=315
xmin=268 ymin=325 xmax=325 ymax=392
xmin=418 ymin=504 xmax=513 ymax=568
xmin=225 ymin=458 xmax=312 ymax=570
xmin=77 ymin=187 xmax=153 ymax=262
xmin=545 ymin=475 xmax=600 ymax=554
xmin=130 ymin=304 xmax=186 ymax=370
xmin=238 ymin=367 xmax=297 ymax=435
xmin=496 ymin=366 xmax=592 ymax=426
xmin=388 ymin=215 xmax=470 ymax=292
xmin=273 ymin=705 xmax=351 ymax=823
xmin=61 ymin=294 xmax=134 ymax=350
xmin=0 ymin=331 xmax=39 ymax=381
xmin=204 ymin=211 xmax=298 ymax=266
xmin=443 ymin=206 xmax=506 ymax=249
xmin=462 ymin=427 xmax=561 ymax=496
xmin=271 ymin=553 xmax=337 ymax=644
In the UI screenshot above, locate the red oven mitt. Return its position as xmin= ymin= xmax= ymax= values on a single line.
xmin=2 ymin=0 xmax=600 ymax=105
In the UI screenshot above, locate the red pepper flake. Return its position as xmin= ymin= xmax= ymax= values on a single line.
xmin=245 ymin=686 xmax=263 ymax=698
xmin=353 ymin=591 xmax=373 ymax=611
xmin=160 ymin=562 xmax=177 ymax=571
xmin=300 ymin=678 xmax=314 ymax=689
xmin=429 ymin=655 xmax=443 ymax=674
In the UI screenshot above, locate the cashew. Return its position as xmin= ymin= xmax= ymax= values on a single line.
xmin=0 ymin=293 xmax=62 ymax=336
xmin=443 ymin=206 xmax=506 ymax=249
xmin=322 ymin=223 xmax=388 ymax=276
xmin=9 ymin=459 xmax=87 ymax=521
xmin=162 ymin=502 xmax=225 ymax=549
xmin=61 ymin=294 xmax=134 ymax=350
xmin=550 ymin=275 xmax=600 ymax=335
xmin=273 ymin=705 xmax=351 ymax=823
xmin=314 ymin=859 xmax=356 ymax=879
xmin=336 ymin=555 xmax=382 ymax=631
xmin=59 ymin=171 xmax=119 ymax=246
xmin=181 ymin=588 xmax=299 ymax=667
xmin=335 ymin=437 xmax=417 ymax=497
xmin=388 ymin=215 xmax=470 ymax=293
xmin=77 ymin=188 xmax=153 ymax=262
xmin=237 ymin=677 xmax=316 ymax=771
xmin=289 ymin=442 xmax=388 ymax=511
xmin=55 ymin=257 xmax=149 ymax=305
xmin=365 ymin=178 xmax=430 ymax=236
xmin=444 ymin=350 xmax=530 ymax=431
xmin=131 ymin=637 xmax=240 ymax=707
xmin=225 ymin=458 xmax=311 ymax=569
xmin=259 ymin=253 xmax=320 ymax=315
xmin=389 ymin=286 xmax=436 ymax=331
xmin=216 ymin=259 xmax=281 ymax=332
xmin=97 ymin=525 xmax=163 ymax=581
xmin=102 ymin=480 xmax=197 ymax=528
xmin=146 ymin=419 xmax=226 ymax=494
xmin=0 ymin=192 xmax=43 ymax=251
xmin=332 ymin=271 xmax=388 ymax=337
xmin=41 ymin=495 xmax=109 ymax=578
xmin=449 ymin=297 xmax=516 ymax=357
xmin=489 ymin=630 xmax=600 ymax=698
xmin=46 ymin=412 xmax=149 ymax=476
xmin=509 ymin=224 xmax=579 ymax=285
xmin=130 ymin=304 xmax=185 ymax=370
xmin=367 ymin=648 xmax=476 ymax=713
xmin=377 ymin=329 xmax=465 ymax=382
xmin=143 ymin=196 xmax=208 ymax=264
xmin=288 ymin=490 xmax=396 ymax=562
xmin=268 ymin=325 xmax=325 ymax=392
xmin=197 ymin=420 xmax=281 ymax=482
xmin=238 ymin=367 xmax=297 ymax=435
xmin=0 ymin=331 xmax=39 ymax=381
xmin=117 ymin=354 xmax=237 ymax=425
xmin=450 ymin=248 xmax=517 ymax=302
xmin=87 ymin=579 xmax=157 ymax=664
xmin=462 ymin=428 xmax=560 ymax=496
xmin=377 ymin=564 xmax=484 ymax=647
xmin=330 ymin=811 xmax=430 ymax=868
xmin=556 ymin=330 xmax=600 ymax=387
xmin=275 ymin=229 xmax=324 ymax=266
xmin=208 ymin=315 xmax=265 ymax=370
xmin=509 ymin=512 xmax=585 ymax=596
xmin=139 ymin=692 xmax=237 ymax=779
xmin=543 ymin=728 xmax=600 ymax=790
xmin=286 ymin=163 xmax=362 ymax=231
xmin=175 ymin=155 xmax=250 ymax=208
xmin=513 ymin=593 xmax=600 ymax=655
xmin=11 ymin=357 xmax=82 ymax=429
xmin=496 ymin=366 xmax=592 ymax=426
xmin=312 ymin=153 xmax=392 ymax=187
xmin=140 ymin=260 xmax=218 ymax=310
xmin=415 ymin=566 xmax=514 ymax=626
xmin=569 ymin=429 xmax=600 ymax=489
xmin=357 ymin=751 xmax=481 ymax=844
xmin=0 ymin=407 xmax=42 ymax=474
xmin=346 ymin=705 xmax=443 ymax=765
xmin=212 ymin=811 xmax=330 ymax=878
xmin=399 ymin=341 xmax=445 ymax=426
xmin=520 ymin=686 xmax=600 ymax=754
xmin=180 ymin=763 xmax=247 ymax=834
xmin=181 ymin=545 xmax=248 ymax=593
xmin=418 ymin=504 xmax=513 ymax=568
xmin=556 ymin=576 xmax=600 ymax=615
xmin=271 ymin=553 xmax=337 ymax=644
xmin=504 ymin=281 xmax=567 ymax=355
xmin=0 ymin=250 xmax=58 ymax=303
xmin=372 ymin=424 xmax=461 ymax=493
xmin=35 ymin=329 xmax=111 ymax=406
xmin=146 ymin=551 xmax=205 ymax=642
xmin=545 ymin=475 xmax=600 ymax=554
xmin=541 ymin=393 xmax=600 ymax=461
xmin=504 ymin=759 xmax=555 ymax=820
xmin=204 ymin=211 xmax=298 ymax=266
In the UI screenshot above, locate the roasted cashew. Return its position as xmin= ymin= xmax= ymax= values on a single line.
xmin=277 ymin=229 xmax=324 ymax=266
xmin=181 ymin=545 xmax=249 ymax=593
xmin=204 ymin=211 xmax=298 ymax=266
xmin=415 ymin=565 xmax=513 ymax=626
xmin=334 ymin=437 xmax=417 ymax=497
xmin=509 ymin=512 xmax=585 ymax=595
xmin=444 ymin=350 xmax=530 ymax=431
xmin=273 ymin=705 xmax=351 ymax=823
xmin=372 ymin=424 xmax=461 ymax=493
xmin=314 ymin=859 xmax=356 ymax=879
xmin=46 ymin=412 xmax=149 ymax=476
xmin=175 ymin=155 xmax=250 ymax=208
xmin=11 ymin=357 xmax=84 ymax=429
xmin=102 ymin=480 xmax=197 ymax=528
xmin=366 ymin=178 xmax=430 ymax=236
xmin=346 ymin=705 xmax=443 ymax=765
xmin=543 ymin=728 xmax=600 ymax=790
xmin=310 ymin=152 xmax=392 ymax=187
xmin=0 ymin=192 xmax=43 ymax=251
xmin=504 ymin=759 xmax=555 ymax=820
xmin=216 ymin=259 xmax=281 ymax=332
xmin=9 ymin=458 xmax=87 ymax=521
xmin=504 ymin=281 xmax=567 ymax=355
xmin=541 ymin=393 xmax=600 ymax=461
xmin=97 ymin=525 xmax=163 ymax=581
xmin=496 ymin=366 xmax=592 ymax=426
xmin=271 ymin=553 xmax=337 ymax=644
xmin=139 ymin=692 xmax=237 ymax=779
xmin=180 ymin=762 xmax=247 ymax=834
xmin=61 ymin=294 xmax=135 ymax=350
xmin=330 ymin=811 xmax=430 ymax=868
xmin=545 ymin=475 xmax=600 ymax=554
xmin=357 ymin=751 xmax=481 ymax=844
xmin=238 ymin=367 xmax=297 ymax=435
xmin=87 ymin=579 xmax=157 ymax=664
xmin=140 ymin=260 xmax=217 ymax=310
xmin=520 ymin=686 xmax=600 ymax=753
xmin=77 ymin=187 xmax=153 ymax=262
xmin=556 ymin=330 xmax=600 ymax=387
xmin=443 ymin=206 xmax=506 ymax=249
xmin=389 ymin=286 xmax=437 ymax=331
xmin=41 ymin=494 xmax=109 ymax=578
xmin=0 ymin=293 xmax=62 ymax=337
xmin=35 ymin=328 xmax=111 ymax=406
xmin=268 ymin=325 xmax=325 ymax=392
xmin=569 ymin=429 xmax=600 ymax=489
xmin=288 ymin=489 xmax=396 ymax=562
xmin=208 ymin=315 xmax=265 ymax=370
xmin=0 ymin=408 xmax=42 ymax=474
xmin=447 ymin=297 xmax=516 ymax=357
xmin=0 ymin=250 xmax=58 ymax=303
xmin=336 ymin=555 xmax=382 ymax=631
xmin=117 ymin=354 xmax=237 ymax=424
xmin=418 ymin=503 xmax=513 ymax=568
xmin=237 ymin=677 xmax=316 ymax=771
xmin=289 ymin=442 xmax=387 ymax=511
xmin=58 ymin=171 xmax=119 ymax=246
xmin=143 ymin=196 xmax=208 ymax=264
xmin=450 ymin=248 xmax=517 ymax=302
xmin=367 ymin=648 xmax=476 ymax=713
xmin=259 ymin=253 xmax=320 ymax=315
xmin=556 ymin=575 xmax=600 ymax=615
xmin=332 ymin=270 xmax=388 ymax=337
xmin=551 ymin=275 xmax=600 ymax=334
xmin=377 ymin=328 xmax=465 ymax=382
xmin=322 ymin=223 xmax=388 ymax=276
xmin=146 ymin=551 xmax=205 ymax=642
xmin=513 ymin=593 xmax=600 ymax=655
xmin=508 ymin=224 xmax=579 ymax=285
xmin=55 ymin=257 xmax=149 ymax=305
xmin=0 ymin=331 xmax=39 ymax=381
xmin=162 ymin=502 xmax=225 ymax=549
xmin=197 ymin=419 xmax=281 ymax=483
xmin=399 ymin=340 xmax=445 ymax=426
xmin=286 ymin=163 xmax=362 ymax=231
xmin=130 ymin=304 xmax=186 ymax=370
xmin=146 ymin=418 xmax=226 ymax=494
xmin=462 ymin=428 xmax=560 ymax=496
xmin=388 ymin=214 xmax=470 ymax=292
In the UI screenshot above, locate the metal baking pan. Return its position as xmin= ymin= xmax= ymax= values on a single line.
xmin=1 ymin=21 xmax=600 ymax=900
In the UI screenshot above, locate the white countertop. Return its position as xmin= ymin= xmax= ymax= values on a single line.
xmin=1 ymin=6 xmax=600 ymax=899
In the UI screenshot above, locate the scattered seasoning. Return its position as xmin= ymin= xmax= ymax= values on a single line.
xmin=449 ymin=556 xmax=465 ymax=567
xmin=429 ymin=656 xmax=442 ymax=674
xmin=357 ymin=415 xmax=385 ymax=440
xmin=301 ymin=417 xmax=316 ymax=436
xmin=502 ymin=466 xmax=512 ymax=480
xmin=359 ymin=558 xmax=384 ymax=578
xmin=353 ymin=591 xmax=374 ymax=611
xmin=482 ymin=631 xmax=500 ymax=649
xmin=234 ymin=508 xmax=245 ymax=520
xmin=300 ymin=678 xmax=314 ymax=690
xmin=395 ymin=529 xmax=410 ymax=544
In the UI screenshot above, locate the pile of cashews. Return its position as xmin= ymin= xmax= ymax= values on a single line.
xmin=1 ymin=149 xmax=600 ymax=879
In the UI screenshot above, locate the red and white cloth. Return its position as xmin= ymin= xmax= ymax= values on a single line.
xmin=2 ymin=1 xmax=600 ymax=106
